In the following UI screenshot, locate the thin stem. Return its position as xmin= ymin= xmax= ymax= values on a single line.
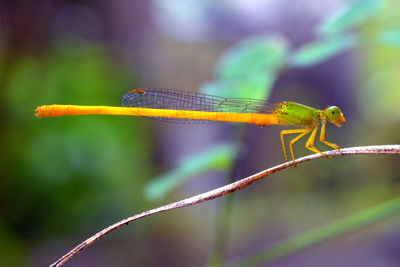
xmin=50 ymin=145 xmax=400 ymax=267
xmin=230 ymin=196 xmax=400 ymax=266
xmin=210 ymin=125 xmax=249 ymax=266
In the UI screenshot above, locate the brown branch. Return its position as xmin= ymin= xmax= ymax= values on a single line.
xmin=50 ymin=145 xmax=400 ymax=267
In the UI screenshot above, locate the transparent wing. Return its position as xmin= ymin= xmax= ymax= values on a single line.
xmin=121 ymin=88 xmax=276 ymax=123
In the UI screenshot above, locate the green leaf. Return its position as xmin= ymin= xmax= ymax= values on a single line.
xmin=144 ymin=143 xmax=239 ymax=201
xmin=290 ymin=35 xmax=357 ymax=67
xmin=379 ymin=25 xmax=400 ymax=46
xmin=318 ymin=0 xmax=384 ymax=36
xmin=217 ymin=35 xmax=288 ymax=80
xmin=202 ymin=71 xmax=275 ymax=100
xmin=201 ymin=35 xmax=287 ymax=100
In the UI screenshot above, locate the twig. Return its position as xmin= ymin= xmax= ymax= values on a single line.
xmin=50 ymin=145 xmax=400 ymax=267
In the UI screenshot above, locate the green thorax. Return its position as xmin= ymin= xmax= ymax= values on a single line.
xmin=275 ymin=101 xmax=321 ymax=127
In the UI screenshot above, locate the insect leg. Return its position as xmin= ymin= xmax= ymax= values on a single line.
xmin=280 ymin=128 xmax=311 ymax=162
xmin=305 ymin=126 xmax=329 ymax=158
xmin=320 ymin=120 xmax=341 ymax=155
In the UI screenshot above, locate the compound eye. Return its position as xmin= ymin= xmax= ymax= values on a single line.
xmin=327 ymin=106 xmax=339 ymax=120
xmin=326 ymin=106 xmax=346 ymax=126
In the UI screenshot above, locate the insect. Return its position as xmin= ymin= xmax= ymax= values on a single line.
xmin=35 ymin=88 xmax=346 ymax=162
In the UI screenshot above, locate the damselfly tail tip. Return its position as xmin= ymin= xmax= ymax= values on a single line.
xmin=35 ymin=105 xmax=49 ymax=117
xmin=35 ymin=106 xmax=42 ymax=117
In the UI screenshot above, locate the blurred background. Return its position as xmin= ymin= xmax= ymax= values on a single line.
xmin=0 ymin=0 xmax=399 ymax=266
